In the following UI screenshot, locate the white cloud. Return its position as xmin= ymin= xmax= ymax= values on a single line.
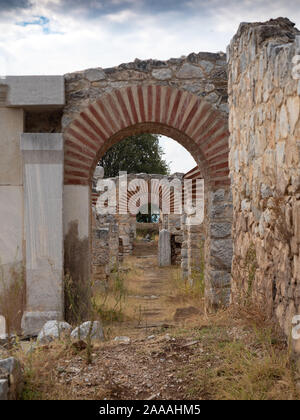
xmin=106 ymin=9 xmax=137 ymax=22
xmin=159 ymin=136 xmax=196 ymax=174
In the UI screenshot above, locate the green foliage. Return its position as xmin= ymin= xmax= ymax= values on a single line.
xmin=99 ymin=133 xmax=169 ymax=177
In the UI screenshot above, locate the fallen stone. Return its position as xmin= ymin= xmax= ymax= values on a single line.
xmin=147 ymin=335 xmax=155 ymax=340
xmin=114 ymin=336 xmax=131 ymax=344
xmin=37 ymin=320 xmax=72 ymax=343
xmin=71 ymin=321 xmax=104 ymax=342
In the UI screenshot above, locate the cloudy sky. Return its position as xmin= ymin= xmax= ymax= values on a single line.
xmin=0 ymin=0 xmax=299 ymax=173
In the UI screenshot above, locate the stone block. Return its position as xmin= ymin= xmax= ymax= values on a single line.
xmin=71 ymin=321 xmax=104 ymax=342
xmin=152 ymin=69 xmax=172 ymax=80
xmin=84 ymin=68 xmax=106 ymax=82
xmin=37 ymin=320 xmax=72 ymax=343
xmin=210 ymin=239 xmax=233 ymax=270
xmin=211 ymin=222 xmax=232 ymax=238
xmin=0 ymin=108 xmax=24 ymax=185
xmin=158 ymin=229 xmax=171 ymax=267
xmin=209 ymin=270 xmax=231 ymax=288
xmin=21 ymin=311 xmax=62 ymax=337
xmin=0 ymin=186 xmax=23 ymax=265
xmin=176 ymin=63 xmax=204 ymax=78
xmin=6 ymin=76 xmax=65 ymax=107
xmin=21 ymin=134 xmax=64 ymax=320
xmin=294 ymin=201 xmax=300 ymax=244
xmin=64 ymin=185 xmax=90 ymax=239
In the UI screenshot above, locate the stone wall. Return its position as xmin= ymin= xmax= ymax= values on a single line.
xmin=205 ymin=188 xmax=233 ymax=307
xmin=164 ymin=214 xmax=183 ymax=265
xmin=63 ymin=53 xmax=228 ymax=130
xmin=228 ymin=18 xmax=300 ymax=349
xmin=91 ymin=212 xmax=119 ymax=285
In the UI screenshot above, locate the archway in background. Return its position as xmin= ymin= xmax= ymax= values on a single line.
xmin=63 ymin=85 xmax=232 ymax=310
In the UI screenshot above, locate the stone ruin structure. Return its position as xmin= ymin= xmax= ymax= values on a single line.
xmin=0 ymin=17 xmax=299 ymax=355
xmin=228 ymin=18 xmax=300 ymax=347
xmin=91 ymin=170 xmax=189 ymax=283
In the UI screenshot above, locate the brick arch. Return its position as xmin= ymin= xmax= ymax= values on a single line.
xmin=63 ymin=85 xmax=229 ymax=187
xmin=63 ymin=84 xmax=232 ymax=310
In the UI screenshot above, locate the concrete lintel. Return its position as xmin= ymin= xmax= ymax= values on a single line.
xmin=21 ymin=133 xmax=63 ymax=151
xmin=5 ymin=76 xmax=65 ymax=108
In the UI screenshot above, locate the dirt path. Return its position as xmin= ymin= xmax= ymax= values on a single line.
xmin=128 ymin=240 xmax=176 ymax=327
xmin=60 ymin=240 xmax=201 ymax=400
xmin=43 ymin=240 xmax=204 ymax=400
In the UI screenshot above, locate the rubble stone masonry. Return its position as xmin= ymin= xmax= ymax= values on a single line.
xmin=228 ymin=18 xmax=300 ymax=350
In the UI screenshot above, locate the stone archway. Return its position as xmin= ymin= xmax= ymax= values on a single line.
xmin=63 ymin=84 xmax=232 ymax=313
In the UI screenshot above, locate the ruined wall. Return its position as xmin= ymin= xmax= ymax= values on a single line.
xmin=91 ymin=212 xmax=119 ymax=285
xmin=63 ymin=53 xmax=228 ymax=131
xmin=168 ymin=214 xmax=183 ymax=265
xmin=116 ymin=214 xmax=136 ymax=256
xmin=228 ymin=18 xmax=300 ymax=346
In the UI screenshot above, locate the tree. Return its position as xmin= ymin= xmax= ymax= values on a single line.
xmin=99 ymin=133 xmax=169 ymax=178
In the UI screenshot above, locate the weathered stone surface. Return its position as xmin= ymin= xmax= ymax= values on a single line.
xmin=0 ymin=379 xmax=8 ymax=400
xmin=158 ymin=229 xmax=171 ymax=267
xmin=21 ymin=134 xmax=64 ymax=334
xmin=209 ymin=270 xmax=231 ymax=288
xmin=152 ymin=68 xmax=172 ymax=80
xmin=71 ymin=321 xmax=104 ymax=342
xmin=37 ymin=320 xmax=72 ymax=343
xmin=84 ymin=68 xmax=106 ymax=82
xmin=176 ymin=63 xmax=204 ymax=78
xmin=210 ymin=239 xmax=233 ymax=269
xmin=199 ymin=60 xmax=214 ymax=73
xmin=0 ymin=108 xmax=24 ymax=186
xmin=5 ymin=76 xmax=65 ymax=107
xmin=0 ymin=316 xmax=5 ymax=336
xmin=114 ymin=336 xmax=131 ymax=343
xmin=0 ymin=357 xmax=23 ymax=400
xmin=21 ymin=311 xmax=62 ymax=337
xmin=211 ymin=222 xmax=232 ymax=238
xmin=228 ymin=17 xmax=300 ymax=349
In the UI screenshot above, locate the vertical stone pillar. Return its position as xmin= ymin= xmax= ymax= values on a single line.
xmin=63 ymin=184 xmax=90 ymax=319
xmin=0 ymin=315 xmax=6 ymax=337
xmin=187 ymin=222 xmax=203 ymax=284
xmin=158 ymin=229 xmax=171 ymax=267
xmin=20 ymin=134 xmax=64 ymax=336
xmin=181 ymin=214 xmax=189 ymax=280
xmin=0 ymin=108 xmax=24 ymax=332
xmin=205 ymin=188 xmax=233 ymax=309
